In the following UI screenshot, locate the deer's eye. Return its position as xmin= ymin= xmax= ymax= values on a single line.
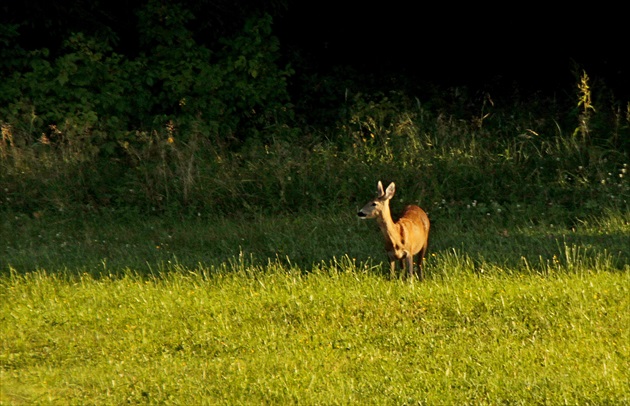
xmin=371 ymin=202 xmax=377 ymax=206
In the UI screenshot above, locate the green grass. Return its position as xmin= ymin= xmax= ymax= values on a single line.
xmin=1 ymin=209 xmax=629 ymax=404
xmin=1 ymin=206 xmax=628 ymax=275
xmin=2 ymin=264 xmax=628 ymax=404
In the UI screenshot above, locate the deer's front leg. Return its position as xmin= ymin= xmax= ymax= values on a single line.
xmin=406 ymin=255 xmax=415 ymax=280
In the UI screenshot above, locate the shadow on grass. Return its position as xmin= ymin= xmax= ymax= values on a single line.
xmin=1 ymin=208 xmax=627 ymax=278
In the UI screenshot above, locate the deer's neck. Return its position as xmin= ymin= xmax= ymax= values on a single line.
xmin=376 ymin=203 xmax=401 ymax=247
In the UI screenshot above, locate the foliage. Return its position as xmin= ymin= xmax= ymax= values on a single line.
xmin=1 ymin=80 xmax=629 ymax=216
xmin=0 ymin=3 xmax=293 ymax=153
xmin=135 ymin=3 xmax=294 ymax=143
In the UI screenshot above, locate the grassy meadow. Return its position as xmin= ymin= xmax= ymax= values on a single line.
xmin=1 ymin=207 xmax=629 ymax=404
xmin=1 ymin=74 xmax=630 ymax=404
xmin=1 ymin=263 xmax=628 ymax=405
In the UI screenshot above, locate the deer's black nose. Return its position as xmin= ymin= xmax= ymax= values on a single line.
xmin=357 ymin=211 xmax=366 ymax=217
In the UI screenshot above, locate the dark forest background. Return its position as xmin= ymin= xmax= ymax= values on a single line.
xmin=1 ymin=0 xmax=628 ymax=217
xmin=3 ymin=0 xmax=628 ymax=94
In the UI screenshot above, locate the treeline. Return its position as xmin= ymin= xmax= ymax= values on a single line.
xmin=0 ymin=1 xmax=628 ymax=217
xmin=1 ymin=1 xmax=297 ymax=150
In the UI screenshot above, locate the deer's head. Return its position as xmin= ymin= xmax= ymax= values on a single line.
xmin=357 ymin=181 xmax=395 ymax=219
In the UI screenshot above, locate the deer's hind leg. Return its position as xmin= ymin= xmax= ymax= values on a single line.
xmin=417 ymin=246 xmax=428 ymax=281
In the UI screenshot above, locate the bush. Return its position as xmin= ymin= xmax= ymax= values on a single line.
xmin=0 ymin=5 xmax=294 ymax=153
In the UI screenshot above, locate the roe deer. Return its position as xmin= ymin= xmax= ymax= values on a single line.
xmin=358 ymin=181 xmax=430 ymax=280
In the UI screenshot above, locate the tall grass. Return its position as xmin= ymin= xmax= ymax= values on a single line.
xmin=1 ymin=74 xmax=628 ymax=218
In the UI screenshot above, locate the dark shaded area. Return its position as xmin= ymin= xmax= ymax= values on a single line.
xmin=2 ymin=209 xmax=627 ymax=275
xmin=2 ymin=0 xmax=628 ymax=98
xmin=275 ymin=2 xmax=629 ymax=98
xmin=1 ymin=0 xmax=285 ymax=56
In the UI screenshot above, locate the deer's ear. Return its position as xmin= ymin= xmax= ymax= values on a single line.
xmin=377 ymin=181 xmax=384 ymax=196
xmin=384 ymin=182 xmax=396 ymax=199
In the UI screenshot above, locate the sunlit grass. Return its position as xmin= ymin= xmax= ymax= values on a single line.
xmin=1 ymin=205 xmax=627 ymax=404
xmin=2 ymin=263 xmax=628 ymax=404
